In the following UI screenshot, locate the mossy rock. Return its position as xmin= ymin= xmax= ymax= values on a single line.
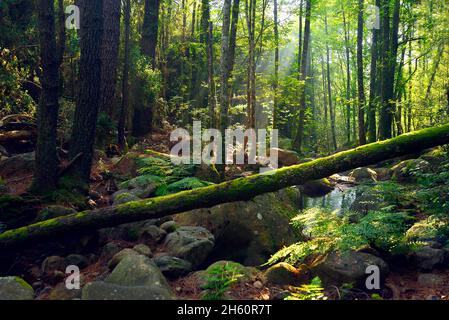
xmin=406 ymin=216 xmax=449 ymax=245
xmin=391 ymin=159 xmax=431 ymax=182
xmin=118 ymin=174 xmax=163 ymax=190
xmin=113 ymin=192 xmax=140 ymax=205
xmin=0 ymin=276 xmax=34 ymax=300
xmin=264 ymin=262 xmax=307 ymax=286
xmin=0 ymin=195 xmax=37 ymax=229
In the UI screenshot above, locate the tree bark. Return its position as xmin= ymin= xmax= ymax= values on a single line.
xmin=141 ymin=0 xmax=160 ymax=66
xmin=31 ymin=0 xmax=61 ymax=193
xmin=325 ymin=15 xmax=338 ymax=151
xmin=66 ymin=0 xmax=104 ymax=188
xmin=272 ymin=0 xmax=279 ymax=129
xmin=99 ymin=0 xmax=121 ymax=117
xmin=118 ymin=0 xmax=131 ymax=150
xmin=3 ymin=123 xmax=449 ymax=249
xmin=367 ymin=0 xmax=380 ymax=142
xmin=357 ymin=0 xmax=366 ymax=145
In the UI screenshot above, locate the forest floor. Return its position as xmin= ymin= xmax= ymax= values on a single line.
xmin=1 ymin=130 xmax=449 ymax=301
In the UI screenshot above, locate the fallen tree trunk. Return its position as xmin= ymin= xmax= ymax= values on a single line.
xmin=0 ymin=130 xmax=35 ymax=144
xmin=1 ymin=124 xmax=449 ymax=249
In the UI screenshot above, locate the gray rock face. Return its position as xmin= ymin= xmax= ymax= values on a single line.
xmin=41 ymin=256 xmax=67 ymax=275
xmin=140 ymin=225 xmax=167 ymax=245
xmin=414 ymin=246 xmax=445 ymax=271
xmin=311 ymin=251 xmax=390 ymax=288
xmin=133 ymin=244 xmax=153 ymax=257
xmin=0 ymin=277 xmax=34 ymax=300
xmin=82 ymin=282 xmax=174 ymax=300
xmin=108 ymin=248 xmax=140 ymax=269
xmin=65 ymin=254 xmax=89 ymax=269
xmin=160 ymin=221 xmax=177 ymax=233
xmin=0 ymin=152 xmax=35 ymax=177
xmin=176 ymin=188 xmax=301 ymax=266
xmin=163 ymin=226 xmax=215 ymax=268
xmin=153 ymin=256 xmax=192 ymax=278
xmin=83 ymin=254 xmax=174 ymax=300
xmin=349 ymin=167 xmax=378 ymax=183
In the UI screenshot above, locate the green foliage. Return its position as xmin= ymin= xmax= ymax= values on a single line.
xmin=268 ymin=207 xmax=416 ymax=266
xmin=285 ymin=277 xmax=327 ymax=300
xmin=201 ymin=263 xmax=243 ymax=300
xmin=95 ymin=112 xmax=117 ymax=148
xmin=156 ymin=177 xmax=213 ymax=196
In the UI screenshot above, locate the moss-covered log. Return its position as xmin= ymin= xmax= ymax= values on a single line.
xmin=1 ymin=124 xmax=449 ymax=249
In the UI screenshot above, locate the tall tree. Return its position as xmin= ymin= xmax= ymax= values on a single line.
xmin=245 ymin=0 xmax=257 ymax=129
xmin=99 ymin=0 xmax=121 ymax=117
xmin=292 ymin=0 xmax=311 ymax=153
xmin=367 ymin=0 xmax=381 ymax=142
xmin=342 ymin=8 xmax=352 ymax=144
xmin=118 ymin=0 xmax=131 ymax=150
xmin=141 ymin=0 xmax=161 ymax=67
xmin=357 ymin=0 xmax=367 ymax=145
xmin=67 ymin=0 xmax=104 ymax=189
xmin=272 ymin=0 xmax=279 ymax=129
xmin=31 ymin=0 xmax=61 ymax=193
xmin=325 ymin=14 xmax=338 ymax=151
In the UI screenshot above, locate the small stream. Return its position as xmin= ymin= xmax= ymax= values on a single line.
xmin=299 ymin=183 xmax=359 ymax=215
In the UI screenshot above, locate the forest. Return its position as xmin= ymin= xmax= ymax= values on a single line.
xmin=0 ymin=0 xmax=449 ymax=301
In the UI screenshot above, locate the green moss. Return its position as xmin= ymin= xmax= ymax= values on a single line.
xmin=14 ymin=277 xmax=33 ymax=291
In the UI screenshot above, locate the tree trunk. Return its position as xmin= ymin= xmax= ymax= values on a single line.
xmin=367 ymin=0 xmax=380 ymax=142
xmin=343 ymin=9 xmax=352 ymax=144
xmin=118 ymin=0 xmax=131 ymax=150
xmin=99 ymin=0 xmax=121 ymax=117
xmin=66 ymin=0 xmax=104 ymax=188
xmin=3 ymin=123 xmax=449 ymax=249
xmin=292 ymin=0 xmax=311 ymax=153
xmin=325 ymin=15 xmax=337 ymax=151
xmin=31 ymin=0 xmax=61 ymax=193
xmin=357 ymin=0 xmax=366 ymax=145
xmin=245 ymin=0 xmax=256 ymax=129
xmin=272 ymin=0 xmax=279 ymax=129
xmin=141 ymin=0 xmax=160 ymax=66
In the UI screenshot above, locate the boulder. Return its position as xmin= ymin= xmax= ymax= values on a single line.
xmin=176 ymin=188 xmax=301 ymax=266
xmin=108 ymin=249 xmax=139 ymax=269
xmin=349 ymin=167 xmax=378 ymax=183
xmin=100 ymin=242 xmax=125 ymax=259
xmin=163 ymin=226 xmax=215 ymax=268
xmin=413 ymin=246 xmax=445 ymax=271
xmin=47 ymin=282 xmax=82 ymax=300
xmin=65 ymin=254 xmax=89 ymax=269
xmin=310 ymin=251 xmax=390 ymax=288
xmin=36 ymin=206 xmax=77 ymax=222
xmin=133 ymin=244 xmax=153 ymax=257
xmin=391 ymin=159 xmax=431 ymax=182
xmin=153 ymin=256 xmax=192 ymax=278
xmin=82 ymin=281 xmax=174 ymax=300
xmin=0 ymin=277 xmax=34 ymax=300
xmin=0 ymin=152 xmax=35 ymax=178
xmin=374 ymin=168 xmax=392 ymax=181
xmin=105 ymin=254 xmax=173 ymax=299
xmin=160 ymin=221 xmax=177 ymax=233
xmin=264 ymin=263 xmax=308 ymax=286
xmin=272 ymin=148 xmax=301 ymax=167
xmin=300 ymin=179 xmax=335 ymax=197
xmin=41 ymin=256 xmax=67 ymax=275
xmin=406 ymin=216 xmax=449 ymax=246
xmin=112 ymin=192 xmax=139 ymax=206
xmin=140 ymin=225 xmax=167 ymax=246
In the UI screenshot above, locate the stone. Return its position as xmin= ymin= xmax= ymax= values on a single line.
xmin=108 ymin=249 xmax=139 ymax=269
xmin=47 ymin=282 xmax=82 ymax=300
xmin=413 ymin=246 xmax=445 ymax=271
xmin=272 ymin=148 xmax=301 ymax=167
xmin=194 ymin=163 xmax=221 ymax=183
xmin=153 ymin=256 xmax=192 ymax=278
xmin=41 ymin=256 xmax=67 ymax=275
xmin=310 ymin=251 xmax=390 ymax=288
xmin=0 ymin=277 xmax=34 ymax=300
xmin=139 ymin=225 xmax=167 ymax=245
xmin=265 ymin=263 xmax=308 ymax=286
xmin=106 ymin=254 xmax=172 ymax=297
xmin=391 ymin=159 xmax=431 ymax=182
xmin=374 ymin=168 xmax=392 ymax=181
xmin=112 ymin=192 xmax=140 ymax=206
xmin=349 ymin=167 xmax=378 ymax=183
xmin=0 ymin=152 xmax=35 ymax=178
xmin=160 ymin=221 xmax=177 ymax=233
xmin=82 ymin=281 xmax=175 ymax=300
xmin=36 ymin=206 xmax=77 ymax=222
xmin=417 ymin=273 xmax=444 ymax=288
xmin=176 ymin=188 xmax=301 ymax=266
xmin=300 ymin=179 xmax=335 ymax=198
xmin=133 ymin=244 xmax=153 ymax=257
xmin=163 ymin=226 xmax=215 ymax=268
xmin=65 ymin=254 xmax=89 ymax=269
xmin=100 ymin=242 xmax=125 ymax=259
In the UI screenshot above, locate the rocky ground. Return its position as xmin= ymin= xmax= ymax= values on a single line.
xmin=0 ymin=135 xmax=448 ymax=300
